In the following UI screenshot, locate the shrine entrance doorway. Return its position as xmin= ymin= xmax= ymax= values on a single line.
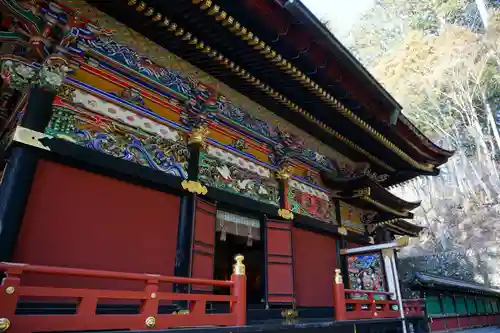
xmin=213 ymin=210 xmax=264 ymax=307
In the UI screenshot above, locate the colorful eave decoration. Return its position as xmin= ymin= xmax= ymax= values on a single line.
xmin=189 ymin=0 xmax=453 ymax=167
xmin=115 ymin=0 xmax=440 ymax=175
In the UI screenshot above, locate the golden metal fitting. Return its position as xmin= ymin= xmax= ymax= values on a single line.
xmin=278 ymin=209 xmax=294 ymax=220
xmin=334 ymin=268 xmax=343 ymax=284
xmin=0 ymin=318 xmax=10 ymax=332
xmin=233 ymin=254 xmax=245 ymax=276
xmin=188 ymin=126 xmax=209 ymax=147
xmin=181 ymin=180 xmax=208 ymax=195
xmin=145 ymin=316 xmax=156 ymax=328
xmin=337 ymin=226 xmax=348 ymax=236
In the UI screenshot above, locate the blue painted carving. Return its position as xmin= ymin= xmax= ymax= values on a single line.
xmin=216 ymin=96 xmax=279 ymax=140
xmin=181 ymin=73 xmax=218 ymax=129
xmin=44 ymin=4 xmax=342 ymax=175
xmin=80 ymin=36 xmax=193 ymax=100
xmin=46 ymin=105 xmax=189 ymax=179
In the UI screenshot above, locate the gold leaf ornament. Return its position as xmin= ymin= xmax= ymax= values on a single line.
xmin=278 ymin=208 xmax=294 ymax=220
xmin=181 ymin=180 xmax=208 ymax=195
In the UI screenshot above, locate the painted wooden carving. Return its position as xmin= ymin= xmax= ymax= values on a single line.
xmin=347 ymin=252 xmax=386 ymax=300
xmin=198 ymin=144 xmax=279 ymax=206
xmin=45 ymin=98 xmax=189 ymax=178
xmin=340 ymin=201 xmax=365 ymax=234
xmin=286 ymin=178 xmax=336 ymax=223
xmin=70 ymin=29 xmax=342 ymax=174
xmin=80 ymin=36 xmax=193 ymax=100
xmin=3 ymin=0 xmax=375 ymax=210
xmin=57 ymin=84 xmax=182 ymax=142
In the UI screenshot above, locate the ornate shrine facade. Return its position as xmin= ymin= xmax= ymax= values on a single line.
xmin=0 ymin=1 xmax=459 ymax=333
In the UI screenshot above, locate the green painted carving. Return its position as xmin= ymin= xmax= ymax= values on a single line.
xmin=45 ymin=105 xmax=189 ymax=178
xmin=198 ymin=151 xmax=279 ymax=206
xmin=0 ymin=58 xmax=38 ymax=91
xmin=0 ymin=55 xmax=71 ymax=92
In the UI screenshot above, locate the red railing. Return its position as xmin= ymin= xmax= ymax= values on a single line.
xmin=0 ymin=256 xmax=246 ymax=333
xmin=333 ymin=269 xmax=400 ymax=321
xmin=402 ymin=298 xmax=425 ymax=317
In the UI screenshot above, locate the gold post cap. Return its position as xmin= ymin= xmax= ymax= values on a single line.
xmin=0 ymin=318 xmax=10 ymax=332
xmin=233 ymin=254 xmax=245 ymax=276
xmin=334 ymin=268 xmax=343 ymax=284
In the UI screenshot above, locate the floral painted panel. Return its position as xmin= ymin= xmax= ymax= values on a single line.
xmin=287 ymin=179 xmax=336 ymax=223
xmin=45 ymin=101 xmax=189 ymax=178
xmin=340 ymin=201 xmax=365 ymax=234
xmin=198 ymin=145 xmax=279 ymax=206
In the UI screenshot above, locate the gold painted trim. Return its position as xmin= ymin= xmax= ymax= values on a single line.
xmin=123 ymin=0 xmax=395 ymax=172
xmin=192 ymin=0 xmax=434 ymax=172
xmin=379 ymin=219 xmax=420 ymax=236
xmin=386 ymin=223 xmax=419 ymax=237
xmin=362 ymin=196 xmax=410 ymax=217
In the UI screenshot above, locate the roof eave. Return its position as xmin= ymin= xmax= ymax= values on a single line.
xmin=282 ymin=0 xmax=402 ymax=113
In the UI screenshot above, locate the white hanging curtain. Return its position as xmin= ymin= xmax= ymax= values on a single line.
xmin=216 ymin=210 xmax=261 ymax=241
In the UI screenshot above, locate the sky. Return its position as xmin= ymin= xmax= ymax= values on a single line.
xmin=301 ymin=0 xmax=375 ymax=37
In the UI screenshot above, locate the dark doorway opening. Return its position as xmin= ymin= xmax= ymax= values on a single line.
xmin=214 ymin=232 xmax=264 ymax=306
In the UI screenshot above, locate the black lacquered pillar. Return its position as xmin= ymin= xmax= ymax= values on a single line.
xmin=173 ymin=135 xmax=202 ymax=293
xmin=0 ymin=85 xmax=55 ymax=261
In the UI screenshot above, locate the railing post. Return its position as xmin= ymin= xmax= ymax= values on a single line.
xmin=369 ymin=293 xmax=377 ymax=316
xmin=0 ymin=266 xmax=22 ymax=315
xmin=141 ymin=276 xmax=160 ymax=328
xmin=333 ymin=268 xmax=347 ymax=321
xmin=231 ymin=254 xmax=246 ymax=326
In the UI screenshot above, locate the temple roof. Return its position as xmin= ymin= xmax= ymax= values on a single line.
xmin=376 ymin=219 xmax=423 ymax=237
xmin=321 ymin=170 xmax=419 ymax=217
xmin=84 ymin=0 xmax=452 ymax=184
xmin=406 ymin=272 xmax=500 ymax=296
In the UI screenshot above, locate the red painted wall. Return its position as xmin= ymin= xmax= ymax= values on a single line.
xmin=13 ymin=160 xmax=180 ymax=293
xmin=292 ymin=228 xmax=338 ymax=307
